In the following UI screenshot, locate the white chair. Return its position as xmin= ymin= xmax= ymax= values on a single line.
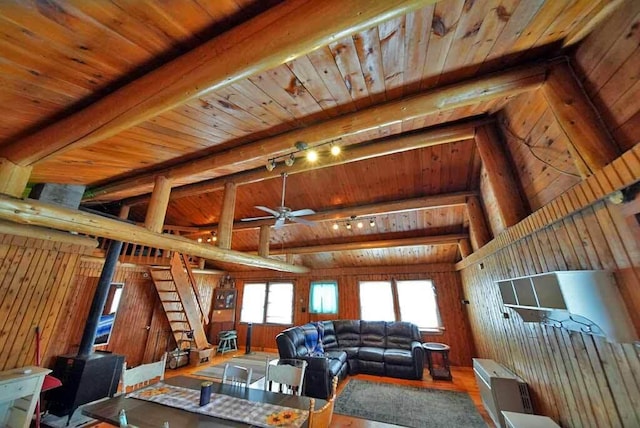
xmin=264 ymin=359 xmax=307 ymax=396
xmin=222 ymin=364 xmax=253 ymax=387
xmin=121 ymin=353 xmax=167 ymax=393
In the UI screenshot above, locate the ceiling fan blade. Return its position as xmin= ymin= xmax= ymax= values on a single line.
xmin=288 ymin=216 xmax=316 ymax=226
xmin=254 ymin=205 xmax=280 ymax=216
xmin=274 ymin=217 xmax=286 ymax=229
xmin=289 ymin=208 xmax=316 ymax=217
xmin=240 ymin=215 xmax=274 ymax=222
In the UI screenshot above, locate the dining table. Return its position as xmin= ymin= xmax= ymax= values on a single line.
xmin=82 ymin=375 xmax=325 ymax=427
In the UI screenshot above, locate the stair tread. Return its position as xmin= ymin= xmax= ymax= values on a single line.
xmin=161 ymin=300 xmax=182 ymax=303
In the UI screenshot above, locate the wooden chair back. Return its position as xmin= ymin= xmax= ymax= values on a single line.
xmin=122 ymin=353 xmax=167 ymax=393
xmin=308 ymin=376 xmax=338 ymax=428
xmin=264 ymin=359 xmax=307 ymax=396
xmin=222 ymin=363 xmax=253 ymax=387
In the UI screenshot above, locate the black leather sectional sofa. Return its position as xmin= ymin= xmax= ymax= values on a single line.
xmin=276 ymin=320 xmax=424 ymax=399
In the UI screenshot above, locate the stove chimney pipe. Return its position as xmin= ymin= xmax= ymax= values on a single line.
xmin=78 ymin=240 xmax=123 ymax=356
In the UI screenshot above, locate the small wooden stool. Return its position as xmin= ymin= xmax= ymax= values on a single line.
xmin=190 ymin=348 xmax=214 ymax=366
xmin=423 ymin=342 xmax=452 ymax=380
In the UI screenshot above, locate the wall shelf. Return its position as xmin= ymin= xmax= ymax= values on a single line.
xmin=497 ymin=270 xmax=637 ymax=343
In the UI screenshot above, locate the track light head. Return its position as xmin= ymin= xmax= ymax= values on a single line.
xmin=369 ymin=219 xmax=376 ymax=227
xmin=285 ymin=153 xmax=295 ymax=166
xmin=197 ymin=237 xmax=203 ymax=243
xmin=332 ymin=223 xmax=339 ymax=230
xmin=357 ymin=221 xmax=363 ymax=229
xmin=306 ymin=149 xmax=318 ymax=162
xmin=345 ymin=222 xmax=352 ymax=230
xmin=330 ymin=144 xmax=341 ymax=156
xmin=266 ymin=159 xmax=276 ymax=171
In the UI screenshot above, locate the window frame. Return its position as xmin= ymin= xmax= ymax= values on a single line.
xmin=308 ymin=280 xmax=339 ymax=314
xmin=239 ymin=281 xmax=294 ymax=325
xmin=358 ymin=278 xmax=444 ymax=334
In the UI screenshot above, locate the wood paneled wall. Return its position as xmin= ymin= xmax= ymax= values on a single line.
xmin=0 ymin=234 xmax=91 ymax=371
xmin=231 ymin=264 xmax=476 ymax=366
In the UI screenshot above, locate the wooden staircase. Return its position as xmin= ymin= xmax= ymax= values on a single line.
xmin=149 ymin=252 xmax=210 ymax=350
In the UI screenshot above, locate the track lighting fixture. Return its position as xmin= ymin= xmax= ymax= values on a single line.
xmin=332 ymin=223 xmax=339 ymax=230
xmin=345 ymin=222 xmax=352 ymax=230
xmin=197 ymin=237 xmax=203 ymax=243
xmin=369 ymin=219 xmax=376 ymax=227
xmin=331 ymin=216 xmax=377 ymax=232
xmin=306 ymin=149 xmax=318 ymax=162
xmin=357 ymin=221 xmax=363 ymax=229
xmin=285 ymin=153 xmax=295 ymax=166
xmin=266 ymin=159 xmax=276 ymax=171
xmin=330 ymin=144 xmax=341 ymax=156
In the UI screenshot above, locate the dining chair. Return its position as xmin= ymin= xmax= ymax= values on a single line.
xmin=121 ymin=352 xmax=167 ymax=393
xmin=222 ymin=363 xmax=253 ymax=387
xmin=308 ymin=376 xmax=338 ymax=428
xmin=264 ymin=359 xmax=307 ymax=396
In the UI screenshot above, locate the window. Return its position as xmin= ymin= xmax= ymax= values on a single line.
xmin=309 ymin=281 xmax=338 ymax=314
xmin=358 ymin=279 xmax=443 ymax=331
xmin=359 ymin=281 xmax=395 ymax=321
xmin=240 ymin=282 xmax=293 ymax=324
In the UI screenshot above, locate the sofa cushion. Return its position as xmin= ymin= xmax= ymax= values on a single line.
xmin=321 ymin=321 xmax=338 ymax=349
xmin=325 ymin=350 xmax=347 ymax=364
xmin=383 ymin=348 xmax=414 ymax=365
xmin=360 ymin=321 xmax=386 ymax=347
xmin=386 ymin=321 xmax=419 ymax=350
xmin=334 ymin=346 xmax=359 ymax=360
xmin=358 ymin=346 xmax=384 ymax=362
xmin=334 ymin=320 xmax=361 ymax=347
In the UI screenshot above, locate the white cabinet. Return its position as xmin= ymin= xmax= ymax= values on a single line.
xmin=0 ymin=366 xmax=50 ymax=428
xmin=497 ymin=270 xmax=637 ymax=342
xmin=502 ymin=411 xmax=560 ymax=428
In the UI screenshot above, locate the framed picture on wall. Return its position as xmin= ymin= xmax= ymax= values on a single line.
xmin=214 ymin=288 xmax=237 ymax=310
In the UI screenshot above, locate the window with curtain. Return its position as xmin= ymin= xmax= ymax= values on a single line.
xmin=240 ymin=281 xmax=294 ymax=324
xmin=358 ymin=279 xmax=443 ymax=331
xmin=309 ymin=281 xmax=338 ymax=314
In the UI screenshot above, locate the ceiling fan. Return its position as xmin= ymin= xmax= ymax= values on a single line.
xmin=241 ymin=173 xmax=316 ymax=229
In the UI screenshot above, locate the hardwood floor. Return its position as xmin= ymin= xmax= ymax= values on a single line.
xmin=95 ymin=350 xmax=493 ymax=427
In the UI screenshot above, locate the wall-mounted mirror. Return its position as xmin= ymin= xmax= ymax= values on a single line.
xmin=94 ymin=282 xmax=124 ymax=346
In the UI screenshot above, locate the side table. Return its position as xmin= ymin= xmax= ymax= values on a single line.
xmin=423 ymin=342 xmax=452 ymax=381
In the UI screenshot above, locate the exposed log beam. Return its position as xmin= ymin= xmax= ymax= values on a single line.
xmin=0 ymin=195 xmax=309 ymax=273
xmin=217 ymin=182 xmax=237 ymax=250
xmin=86 ymin=62 xmax=548 ymax=202
xmin=0 ymin=0 xmax=434 ymax=167
xmin=144 ymin=176 xmax=172 ymax=233
xmin=0 ymin=219 xmax=98 ymax=248
xmin=268 ymin=234 xmax=467 ymax=255
xmin=232 ymin=191 xmax=475 ymax=230
xmin=0 ymin=158 xmax=31 ymax=198
xmin=258 ymin=225 xmax=270 ymax=257
xmin=458 ymin=238 xmax=472 ymax=258
xmin=466 ymin=195 xmax=491 ymax=250
xmin=563 ymin=0 xmax=624 ymax=47
xmin=121 ymin=119 xmax=484 ymax=207
xmin=474 ymin=124 xmax=528 ymax=228
xmin=542 ymin=61 xmax=619 ymax=176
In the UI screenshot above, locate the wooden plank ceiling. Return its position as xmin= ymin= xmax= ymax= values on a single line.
xmin=0 ymin=0 xmax=611 ymax=270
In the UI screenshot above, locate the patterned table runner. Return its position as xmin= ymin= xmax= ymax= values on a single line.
xmin=128 ymin=383 xmax=308 ymax=427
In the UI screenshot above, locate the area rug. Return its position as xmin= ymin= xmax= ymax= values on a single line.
xmin=334 ymin=379 xmax=486 ymax=427
xmin=194 ymin=352 xmax=276 ymax=383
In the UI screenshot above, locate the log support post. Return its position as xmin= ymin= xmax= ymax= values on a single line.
xmin=119 ymin=204 xmax=131 ymax=220
xmin=0 ymin=158 xmax=32 ymax=197
xmin=542 ymin=61 xmax=619 ymax=177
xmin=466 ymin=195 xmax=491 ymax=251
xmin=217 ymin=182 xmax=237 ymax=250
xmin=258 ymin=225 xmax=270 ymax=257
xmin=458 ymin=238 xmax=472 ymax=259
xmin=474 ymin=124 xmax=528 ymax=228
xmin=144 ymin=176 xmax=172 ymax=233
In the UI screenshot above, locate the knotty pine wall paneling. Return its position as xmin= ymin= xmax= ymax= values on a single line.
xmin=0 ymin=234 xmax=91 ymax=371
xmin=232 ymin=264 xmax=476 ymax=366
xmin=460 ymin=197 xmax=640 ymax=427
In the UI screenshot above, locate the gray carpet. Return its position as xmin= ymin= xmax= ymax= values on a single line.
xmin=334 ymin=379 xmax=487 ymax=427
xmin=194 ymin=352 xmax=276 ymax=383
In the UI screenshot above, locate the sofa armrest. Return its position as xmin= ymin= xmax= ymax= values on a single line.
xmin=299 ymin=355 xmax=329 ymax=371
xmin=411 ymin=341 xmax=425 ymax=370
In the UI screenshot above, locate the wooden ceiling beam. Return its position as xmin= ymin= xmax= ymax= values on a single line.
xmin=268 ymin=234 xmax=467 ymax=255
xmin=85 ymin=61 xmax=548 ymax=202
xmin=231 ymin=191 xmax=475 ymax=231
xmin=0 ymin=195 xmax=309 ymax=273
xmin=0 ymin=0 xmax=434 ymax=167
xmin=119 ymin=119 xmax=485 ymax=207
xmin=0 ymin=219 xmax=98 ymax=248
